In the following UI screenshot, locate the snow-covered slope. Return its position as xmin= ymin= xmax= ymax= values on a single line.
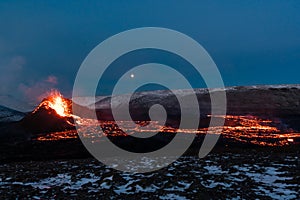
xmin=0 ymin=105 xmax=25 ymax=123
xmin=83 ymin=84 xmax=300 ymax=119
xmin=73 ymin=84 xmax=300 ymax=109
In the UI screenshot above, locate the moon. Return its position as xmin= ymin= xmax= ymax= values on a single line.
xmin=130 ymin=73 xmax=135 ymax=78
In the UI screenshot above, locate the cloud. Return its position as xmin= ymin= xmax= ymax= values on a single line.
xmin=18 ymin=75 xmax=59 ymax=103
xmin=0 ymin=55 xmax=62 ymax=107
xmin=46 ymin=75 xmax=58 ymax=84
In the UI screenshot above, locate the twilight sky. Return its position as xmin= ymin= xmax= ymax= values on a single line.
xmin=0 ymin=1 xmax=299 ymax=108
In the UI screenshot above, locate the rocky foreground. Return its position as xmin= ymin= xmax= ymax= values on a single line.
xmin=0 ymin=148 xmax=299 ymax=199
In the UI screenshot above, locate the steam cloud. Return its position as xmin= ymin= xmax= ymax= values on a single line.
xmin=18 ymin=76 xmax=59 ymax=103
xmin=0 ymin=55 xmax=60 ymax=111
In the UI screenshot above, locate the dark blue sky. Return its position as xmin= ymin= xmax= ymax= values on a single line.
xmin=0 ymin=1 xmax=299 ymax=103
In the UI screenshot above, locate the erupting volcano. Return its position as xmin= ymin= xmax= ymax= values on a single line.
xmin=21 ymin=90 xmax=75 ymax=134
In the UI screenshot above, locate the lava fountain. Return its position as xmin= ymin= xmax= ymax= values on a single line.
xmin=46 ymin=91 xmax=69 ymax=117
xmin=32 ymin=90 xmax=71 ymax=117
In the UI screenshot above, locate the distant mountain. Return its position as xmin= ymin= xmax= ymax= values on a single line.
xmin=0 ymin=105 xmax=25 ymax=124
xmin=0 ymin=95 xmax=35 ymax=112
xmin=88 ymin=84 xmax=300 ymax=123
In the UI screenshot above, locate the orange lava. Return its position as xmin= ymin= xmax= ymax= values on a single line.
xmin=33 ymin=90 xmax=71 ymax=117
xmin=48 ymin=92 xmax=68 ymax=117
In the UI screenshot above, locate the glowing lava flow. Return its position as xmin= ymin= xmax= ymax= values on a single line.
xmin=35 ymin=117 xmax=300 ymax=145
